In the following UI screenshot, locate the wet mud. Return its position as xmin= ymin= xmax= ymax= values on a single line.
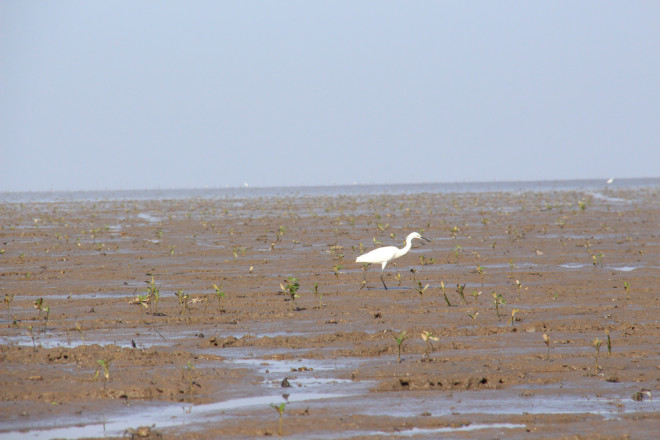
xmin=1 ymin=187 xmax=659 ymax=439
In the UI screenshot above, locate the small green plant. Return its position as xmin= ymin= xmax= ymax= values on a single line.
xmin=468 ymin=311 xmax=479 ymax=320
xmin=213 ymin=284 xmax=225 ymax=310
xmin=421 ymin=331 xmax=439 ymax=362
xmin=182 ymin=361 xmax=196 ymax=401
xmin=507 ymin=308 xmax=520 ymax=327
xmin=95 ymin=359 xmax=110 ymax=395
xmin=175 ymin=288 xmax=189 ymax=315
xmin=515 ymin=279 xmax=522 ymax=290
xmin=27 ymin=324 xmax=36 ymax=349
xmin=593 ymin=337 xmax=603 ymax=373
xmin=75 ymin=322 xmax=86 ymax=350
xmin=331 ymin=265 xmax=343 ymax=279
xmin=270 ymin=402 xmax=286 ymax=436
xmin=280 ymin=277 xmax=300 ymax=310
xmin=440 ymin=281 xmax=452 ymax=306
xmin=311 ymin=282 xmax=322 ymax=309
xmin=393 ymin=331 xmax=408 ymax=363
xmin=606 ymin=330 xmax=612 ymax=355
xmin=4 ymin=293 xmax=15 ymax=314
xmin=492 ymin=292 xmax=505 ymax=320
xmin=471 ymin=290 xmax=481 ymax=304
xmin=476 ymin=265 xmax=485 ymax=286
xmin=623 ymin=281 xmax=630 ymax=300
xmin=415 ymin=282 xmax=429 ymax=312
xmin=145 ymin=277 xmax=160 ymax=313
xmin=277 ymin=225 xmax=286 ymax=242
xmin=591 ymin=252 xmax=604 ymax=268
xmin=543 ymin=333 xmax=550 ymax=360
xmin=456 ymin=283 xmax=467 ymax=305
xmin=454 ymin=244 xmax=463 ymax=258
xmin=419 ymin=255 xmax=435 ymax=265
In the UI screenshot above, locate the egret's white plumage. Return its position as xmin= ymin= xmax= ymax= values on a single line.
xmin=356 ymin=232 xmax=430 ymax=290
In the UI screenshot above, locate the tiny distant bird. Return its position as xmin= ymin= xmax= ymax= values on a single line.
xmin=606 ymin=177 xmax=614 ymax=184
xmin=356 ymin=232 xmax=430 ymax=290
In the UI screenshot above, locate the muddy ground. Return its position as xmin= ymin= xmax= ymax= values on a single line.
xmin=0 ymin=187 xmax=658 ymax=439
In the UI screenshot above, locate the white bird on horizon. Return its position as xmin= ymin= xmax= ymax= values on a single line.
xmin=356 ymin=232 xmax=430 ymax=290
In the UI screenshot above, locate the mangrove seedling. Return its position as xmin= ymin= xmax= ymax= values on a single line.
xmin=623 ymin=281 xmax=630 ymax=300
xmin=395 ymin=272 xmax=402 ymax=287
xmin=471 ymin=290 xmax=481 ymax=304
xmin=332 ymin=265 xmax=343 ymax=279
xmin=27 ymin=324 xmax=36 ymax=349
xmin=270 ymin=402 xmax=286 ymax=436
xmin=515 ymin=279 xmax=522 ymax=291
xmin=507 ymin=308 xmax=520 ymax=327
xmin=75 ymin=322 xmax=86 ymax=350
xmin=492 ymin=292 xmax=505 ymax=320
xmin=421 ymin=331 xmax=439 ymax=362
xmin=468 ymin=311 xmax=479 ymax=320
xmin=456 ymin=283 xmax=467 ymax=305
xmin=415 ymin=282 xmax=429 ymax=312
xmin=145 ymin=277 xmax=160 ymax=313
xmin=213 ymin=283 xmax=225 ymax=310
xmin=280 ymin=277 xmax=300 ymax=310
xmin=311 ymin=282 xmax=322 ymax=309
xmin=593 ymin=337 xmax=603 ymax=373
xmin=95 ymin=359 xmax=110 ymax=394
xmin=4 ymin=293 xmax=15 ymax=314
xmin=606 ymin=330 xmax=612 ymax=355
xmin=440 ymin=281 xmax=452 ymax=306
xmin=543 ymin=333 xmax=550 ymax=361
xmin=182 ymin=361 xmax=196 ymax=401
xmin=393 ymin=331 xmax=408 ymax=363
xmin=476 ymin=265 xmax=485 ymax=286
xmin=175 ymin=289 xmax=190 ymax=315
xmin=410 ymin=268 xmax=417 ymax=282
xmin=591 ymin=252 xmax=603 ymax=268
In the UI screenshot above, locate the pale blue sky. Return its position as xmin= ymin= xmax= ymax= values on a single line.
xmin=1 ymin=2 xmax=659 ymax=192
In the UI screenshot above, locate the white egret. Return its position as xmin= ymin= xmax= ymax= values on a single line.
xmin=356 ymin=232 xmax=430 ymax=290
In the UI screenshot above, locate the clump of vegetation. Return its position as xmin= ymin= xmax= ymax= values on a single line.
xmin=145 ymin=277 xmax=160 ymax=313
xmin=507 ymin=308 xmax=520 ymax=327
xmin=591 ymin=252 xmax=604 ymax=268
xmin=393 ymin=331 xmax=408 ymax=363
xmin=421 ymin=331 xmax=439 ymax=362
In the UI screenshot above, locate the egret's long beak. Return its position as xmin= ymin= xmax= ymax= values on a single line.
xmin=421 ymin=236 xmax=431 ymax=242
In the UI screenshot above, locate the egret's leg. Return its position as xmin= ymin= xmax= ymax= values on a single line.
xmin=380 ymin=272 xmax=388 ymax=290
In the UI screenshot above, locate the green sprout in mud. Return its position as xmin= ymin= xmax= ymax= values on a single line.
xmin=591 ymin=252 xmax=604 ymax=268
xmin=515 ymin=279 xmax=523 ymax=291
xmin=507 ymin=308 xmax=520 ymax=327
xmin=372 ymin=237 xmax=383 ymax=246
xmin=175 ymin=289 xmax=190 ymax=315
xmin=492 ymin=292 xmax=505 ymax=320
xmin=623 ymin=281 xmax=631 ymax=300
xmin=95 ymin=359 xmax=110 ymax=394
xmin=182 ymin=361 xmax=196 ymax=401
xmin=419 ymin=255 xmax=435 ymax=265
xmin=454 ymin=244 xmax=463 ymax=259
xmin=449 ymin=225 xmax=460 ymax=238
xmin=27 ymin=324 xmax=36 ymax=350
xmin=280 ymin=277 xmax=300 ymax=310
xmin=593 ymin=337 xmax=603 ymax=374
xmin=169 ymin=245 xmax=176 ymax=255
xmin=311 ymin=283 xmax=322 ymax=309
xmin=543 ymin=333 xmax=550 ymax=361
xmin=578 ymin=199 xmax=588 ymax=211
xmin=468 ymin=311 xmax=479 ymax=320
xmin=393 ymin=331 xmax=408 ymax=363
xmin=4 ymin=293 xmax=15 ymax=315
xmin=75 ymin=322 xmax=86 ymax=350
xmin=213 ymin=284 xmax=225 ymax=310
xmin=415 ymin=282 xmax=429 ymax=312
xmin=471 ymin=290 xmax=481 ymax=304
xmin=421 ymin=331 xmax=439 ymax=362
xmin=476 ymin=265 xmax=485 ymax=286
xmin=395 ymin=272 xmax=402 ymax=287
xmin=440 ymin=281 xmax=452 ymax=306
xmin=331 ymin=265 xmax=343 ymax=279
xmin=606 ymin=330 xmax=612 ymax=356
xmin=270 ymin=402 xmax=286 ymax=436
xmin=145 ymin=277 xmax=160 ymax=313
xmin=456 ymin=283 xmax=467 ymax=305
xmin=276 ymin=225 xmax=286 ymax=242
xmin=232 ymin=245 xmax=247 ymax=259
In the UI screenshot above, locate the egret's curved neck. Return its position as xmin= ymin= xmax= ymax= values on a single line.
xmin=395 ymin=236 xmax=414 ymax=258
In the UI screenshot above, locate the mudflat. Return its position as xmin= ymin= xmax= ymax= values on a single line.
xmin=1 ymin=187 xmax=658 ymax=439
